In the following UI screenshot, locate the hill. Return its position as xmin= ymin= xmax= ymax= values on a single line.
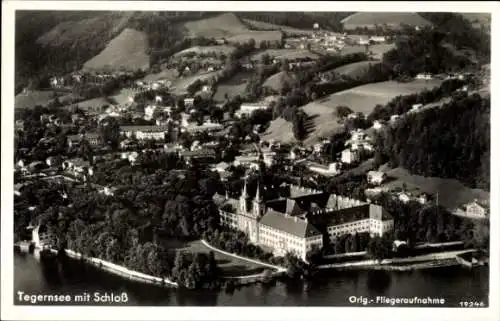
xmin=15 ymin=90 xmax=56 ymax=109
xmin=82 ymin=28 xmax=150 ymax=71
xmin=379 ymin=167 xmax=489 ymax=211
xmin=262 ymin=71 xmax=298 ymax=93
xmin=183 ymin=13 xmax=283 ymax=47
xmin=184 ymin=13 xmax=248 ymax=38
xmin=242 ymin=19 xmax=314 ymax=36
xmin=173 ymin=45 xmax=236 ymax=57
xmin=264 ymin=79 xmax=442 ymax=146
xmin=459 ymin=13 xmax=491 ymax=30
xmin=333 ymin=60 xmax=380 ymax=78
xmin=341 ymin=12 xmax=432 ymax=30
xmin=250 ymin=49 xmax=319 ymax=62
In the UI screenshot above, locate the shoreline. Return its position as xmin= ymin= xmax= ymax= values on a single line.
xmin=38 ymin=247 xmax=180 ymax=288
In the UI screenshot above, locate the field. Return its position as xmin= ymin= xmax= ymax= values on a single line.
xmin=250 ymin=49 xmax=319 ymax=62
xmin=370 ymin=43 xmax=396 ymax=60
xmin=112 ymin=88 xmax=138 ymax=107
xmin=340 ymin=45 xmax=366 ymax=56
xmin=173 ymin=45 xmax=236 ymax=57
xmin=261 ymin=117 xmax=297 ymax=145
xmin=242 ymin=18 xmax=314 ymax=36
xmin=72 ymin=97 xmax=113 ymax=112
xmin=82 ymin=28 xmax=150 ymax=71
xmin=15 ymin=90 xmax=56 ymax=109
xmin=262 ymin=71 xmax=297 ymax=93
xmin=341 ymin=12 xmax=433 ymax=30
xmin=183 ymin=13 xmax=283 ymax=47
xmin=181 ymin=240 xmax=265 ymax=277
xmin=379 ymin=167 xmax=489 ymax=210
xmin=213 ymin=71 xmax=252 ymax=102
xmin=264 ymin=79 xmax=443 ymax=145
xmin=142 ymin=69 xmax=178 ymax=83
xmin=171 ymin=71 xmax=223 ymax=95
xmin=460 ymin=13 xmax=491 ymax=29
xmin=36 ymin=14 xmax=128 ymax=47
xmin=333 ymin=60 xmax=380 ymax=78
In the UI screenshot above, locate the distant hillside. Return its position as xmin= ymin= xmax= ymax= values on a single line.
xmin=341 ymin=12 xmax=432 ymax=30
xmin=236 ymin=12 xmax=352 ymax=32
xmin=459 ymin=13 xmax=491 ymax=30
xmin=183 ymin=13 xmax=283 ymax=46
xmin=82 ymin=28 xmax=150 ymax=71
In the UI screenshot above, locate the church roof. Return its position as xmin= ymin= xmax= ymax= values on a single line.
xmin=260 ymin=210 xmax=322 ymax=238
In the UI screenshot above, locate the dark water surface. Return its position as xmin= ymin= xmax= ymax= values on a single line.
xmin=14 ymin=252 xmax=489 ymax=307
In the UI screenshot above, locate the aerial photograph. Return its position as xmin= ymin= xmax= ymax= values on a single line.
xmin=11 ymin=9 xmax=491 ymax=308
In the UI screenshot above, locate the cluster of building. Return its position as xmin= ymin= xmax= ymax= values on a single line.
xmin=214 ymin=182 xmax=394 ymax=261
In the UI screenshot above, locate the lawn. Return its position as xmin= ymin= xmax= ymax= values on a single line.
xmin=15 ymin=90 xmax=57 ymax=109
xmin=333 ymin=60 xmax=380 ymax=78
xmin=173 ymin=45 xmax=236 ymax=57
xmin=213 ymin=71 xmax=253 ymax=102
xmin=250 ymin=49 xmax=320 ymax=62
xmin=171 ymin=71 xmax=223 ymax=95
xmin=379 ymin=166 xmax=490 ymax=211
xmin=181 ymin=240 xmax=265 ymax=277
xmin=142 ymin=69 xmax=178 ymax=83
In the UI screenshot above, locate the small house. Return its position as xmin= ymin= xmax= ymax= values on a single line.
xmin=367 ymin=171 xmax=387 ymax=185
xmin=341 ymin=149 xmax=360 ymax=164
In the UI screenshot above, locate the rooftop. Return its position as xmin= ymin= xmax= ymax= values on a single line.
xmin=260 ymin=209 xmax=322 ymax=238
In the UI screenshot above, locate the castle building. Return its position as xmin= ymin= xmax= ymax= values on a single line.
xmin=214 ymin=182 xmax=394 ymax=261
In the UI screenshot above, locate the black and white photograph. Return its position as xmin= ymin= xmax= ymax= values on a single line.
xmin=1 ymin=1 xmax=499 ymax=320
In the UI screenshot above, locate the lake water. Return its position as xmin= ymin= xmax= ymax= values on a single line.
xmin=14 ymin=252 xmax=489 ymax=307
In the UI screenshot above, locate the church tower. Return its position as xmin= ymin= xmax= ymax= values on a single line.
xmin=252 ymin=182 xmax=265 ymax=219
xmin=239 ymin=178 xmax=249 ymax=214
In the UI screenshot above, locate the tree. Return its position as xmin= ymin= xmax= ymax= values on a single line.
xmin=335 ymin=105 xmax=354 ymax=119
xmin=99 ymin=117 xmax=121 ymax=150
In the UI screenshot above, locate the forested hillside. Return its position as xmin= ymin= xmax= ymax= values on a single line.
xmin=374 ymin=93 xmax=490 ymax=190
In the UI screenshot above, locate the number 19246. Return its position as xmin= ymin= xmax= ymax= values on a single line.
xmin=459 ymin=301 xmax=485 ymax=307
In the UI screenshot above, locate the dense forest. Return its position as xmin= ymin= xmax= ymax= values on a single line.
xmin=374 ymin=93 xmax=490 ymax=190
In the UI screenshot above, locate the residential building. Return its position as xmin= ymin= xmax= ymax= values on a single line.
xmin=144 ymin=105 xmax=157 ymax=121
xmin=179 ymin=148 xmax=217 ymax=163
xmin=62 ymin=158 xmax=93 ymax=179
xmin=397 ymin=192 xmax=412 ymax=204
xmin=341 ymin=149 xmax=360 ymax=164
xmin=390 ymin=114 xmax=401 ymax=123
xmin=307 ymin=162 xmax=341 ymax=176
xmin=236 ymin=103 xmax=268 ymax=118
xmin=372 ymin=120 xmax=385 ymax=131
xmin=369 ymin=36 xmax=386 ymax=43
xmin=184 ymin=97 xmax=195 ymax=107
xmin=367 ymin=171 xmax=387 ymax=185
xmin=411 ymin=103 xmax=423 ymax=112
xmin=46 ymin=156 xmax=63 ymax=168
xmin=415 ymin=73 xmax=433 ymax=80
xmin=120 ymin=126 xmax=168 ymax=140
xmin=121 ymin=151 xmax=140 ymax=165
xmin=184 ymin=122 xmax=224 ymax=134
xmin=464 ymin=200 xmax=489 ymax=219
xmin=67 ymin=133 xmax=102 ymax=149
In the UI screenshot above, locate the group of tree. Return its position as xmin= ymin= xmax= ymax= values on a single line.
xmin=367 ymin=78 xmax=469 ymax=123
xmin=373 ymin=93 xmax=490 ymax=189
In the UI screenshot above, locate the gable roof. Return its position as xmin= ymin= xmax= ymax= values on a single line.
xmin=260 ymin=210 xmax=321 ymax=238
xmin=310 ymin=204 xmax=392 ymax=227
